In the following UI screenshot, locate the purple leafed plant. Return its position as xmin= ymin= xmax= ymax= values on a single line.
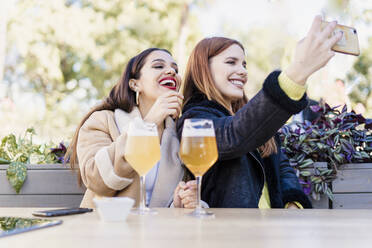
xmin=280 ymin=101 xmax=372 ymax=201
xmin=50 ymin=142 xmax=68 ymax=163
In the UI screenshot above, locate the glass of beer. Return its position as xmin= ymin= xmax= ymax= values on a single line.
xmin=124 ymin=117 xmax=161 ymax=215
xmin=179 ymin=119 xmax=218 ymax=218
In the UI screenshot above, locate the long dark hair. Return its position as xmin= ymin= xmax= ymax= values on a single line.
xmin=182 ymin=37 xmax=277 ymax=157
xmin=65 ymin=48 xmax=171 ymax=182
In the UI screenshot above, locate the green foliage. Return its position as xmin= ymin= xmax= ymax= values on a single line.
xmin=0 ymin=128 xmax=66 ymax=193
xmin=6 ymin=0 xmax=200 ymax=102
xmin=280 ymin=102 xmax=372 ymax=201
xmin=6 ymin=162 xmax=27 ymax=194
xmin=347 ymin=37 xmax=372 ymax=117
xmin=0 ymin=158 xmax=9 ymax=164
xmin=0 ymin=128 xmax=56 ymax=165
xmin=0 ymin=217 xmax=47 ymax=231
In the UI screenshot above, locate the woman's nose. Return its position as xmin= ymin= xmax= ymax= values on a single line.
xmin=237 ymin=67 xmax=247 ymax=77
xmin=165 ymin=67 xmax=177 ymax=75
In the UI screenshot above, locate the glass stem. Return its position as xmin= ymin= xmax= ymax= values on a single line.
xmin=195 ymin=176 xmax=202 ymax=213
xmin=140 ymin=175 xmax=146 ymax=210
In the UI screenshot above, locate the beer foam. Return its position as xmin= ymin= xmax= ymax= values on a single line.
xmin=182 ymin=128 xmax=215 ymax=137
xmin=182 ymin=119 xmax=215 ymax=137
xmin=127 ymin=117 xmax=158 ymax=136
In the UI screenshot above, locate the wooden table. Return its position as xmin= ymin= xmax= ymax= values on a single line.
xmin=1 ymin=208 xmax=372 ymax=248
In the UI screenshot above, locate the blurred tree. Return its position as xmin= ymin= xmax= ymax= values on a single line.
xmin=346 ymin=38 xmax=372 ymax=117
xmin=344 ymin=3 xmax=371 ymax=117
xmin=0 ymin=1 xmax=12 ymax=83
xmin=322 ymin=0 xmax=372 ymax=116
xmin=6 ymin=0 xmax=201 ymax=104
xmin=4 ymin=0 xmax=202 ymax=140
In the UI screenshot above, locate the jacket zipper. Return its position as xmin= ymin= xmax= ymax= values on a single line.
xmin=249 ymin=151 xmax=266 ymax=201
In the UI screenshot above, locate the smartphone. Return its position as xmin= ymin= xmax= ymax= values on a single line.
xmin=32 ymin=208 xmax=93 ymax=217
xmin=321 ymin=21 xmax=360 ymax=56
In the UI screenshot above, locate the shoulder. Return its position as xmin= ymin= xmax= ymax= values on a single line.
xmin=77 ymin=110 xmax=117 ymax=147
xmin=182 ymin=97 xmax=229 ymax=119
xmin=89 ymin=110 xmax=114 ymax=120
xmin=82 ymin=110 xmax=115 ymax=131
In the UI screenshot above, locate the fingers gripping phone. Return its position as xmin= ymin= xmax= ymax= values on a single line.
xmin=321 ymin=21 xmax=360 ymax=56
xmin=32 ymin=208 xmax=93 ymax=217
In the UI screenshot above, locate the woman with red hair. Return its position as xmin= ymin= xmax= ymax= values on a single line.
xmin=177 ymin=16 xmax=342 ymax=209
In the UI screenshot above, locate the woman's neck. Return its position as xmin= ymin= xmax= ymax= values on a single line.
xmin=221 ymin=99 xmax=233 ymax=114
xmin=138 ymin=98 xmax=152 ymax=121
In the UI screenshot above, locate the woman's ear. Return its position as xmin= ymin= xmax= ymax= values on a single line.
xmin=129 ymin=79 xmax=138 ymax=92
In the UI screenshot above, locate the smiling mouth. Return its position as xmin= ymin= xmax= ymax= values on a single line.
xmin=229 ymin=79 xmax=244 ymax=89
xmin=159 ymin=77 xmax=177 ymax=91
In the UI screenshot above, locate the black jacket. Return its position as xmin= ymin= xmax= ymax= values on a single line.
xmin=176 ymin=71 xmax=312 ymax=208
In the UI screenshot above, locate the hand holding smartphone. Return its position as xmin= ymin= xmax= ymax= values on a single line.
xmin=321 ymin=21 xmax=360 ymax=56
xmin=32 ymin=208 xmax=93 ymax=217
xmin=285 ymin=16 xmax=359 ymax=86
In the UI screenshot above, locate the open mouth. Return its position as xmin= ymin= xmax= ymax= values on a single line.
xmin=229 ymin=79 xmax=244 ymax=89
xmin=159 ymin=77 xmax=177 ymax=91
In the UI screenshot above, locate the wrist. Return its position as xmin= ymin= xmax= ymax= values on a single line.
xmin=285 ymin=63 xmax=308 ymax=86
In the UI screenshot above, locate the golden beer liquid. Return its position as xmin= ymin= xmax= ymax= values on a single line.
xmin=180 ymin=136 xmax=218 ymax=177
xmin=125 ymin=136 xmax=161 ymax=176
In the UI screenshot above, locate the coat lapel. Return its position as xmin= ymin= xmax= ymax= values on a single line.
xmin=114 ymin=107 xmax=142 ymax=134
xmin=149 ymin=117 xmax=184 ymax=207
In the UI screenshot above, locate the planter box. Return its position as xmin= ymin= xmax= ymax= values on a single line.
xmin=0 ymin=164 xmax=85 ymax=207
xmin=310 ymin=163 xmax=372 ymax=209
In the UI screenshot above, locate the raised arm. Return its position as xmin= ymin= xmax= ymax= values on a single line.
xmin=177 ymin=71 xmax=308 ymax=161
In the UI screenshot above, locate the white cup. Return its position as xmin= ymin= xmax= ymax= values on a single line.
xmin=93 ymin=197 xmax=135 ymax=222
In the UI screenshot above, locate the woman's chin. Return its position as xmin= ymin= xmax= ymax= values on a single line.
xmin=226 ymin=92 xmax=244 ymax=102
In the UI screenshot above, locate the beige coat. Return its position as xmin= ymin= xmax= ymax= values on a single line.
xmin=77 ymin=107 xmax=184 ymax=208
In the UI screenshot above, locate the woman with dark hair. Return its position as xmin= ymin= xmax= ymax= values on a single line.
xmin=66 ymin=48 xmax=196 ymax=209
xmin=177 ymin=16 xmax=342 ymax=208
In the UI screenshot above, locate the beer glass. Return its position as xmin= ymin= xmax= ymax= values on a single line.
xmin=179 ymin=119 xmax=218 ymax=218
xmin=124 ymin=117 xmax=160 ymax=215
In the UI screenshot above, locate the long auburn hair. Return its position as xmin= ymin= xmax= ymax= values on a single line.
xmin=182 ymin=37 xmax=277 ymax=157
xmin=64 ymin=48 xmax=172 ymax=182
